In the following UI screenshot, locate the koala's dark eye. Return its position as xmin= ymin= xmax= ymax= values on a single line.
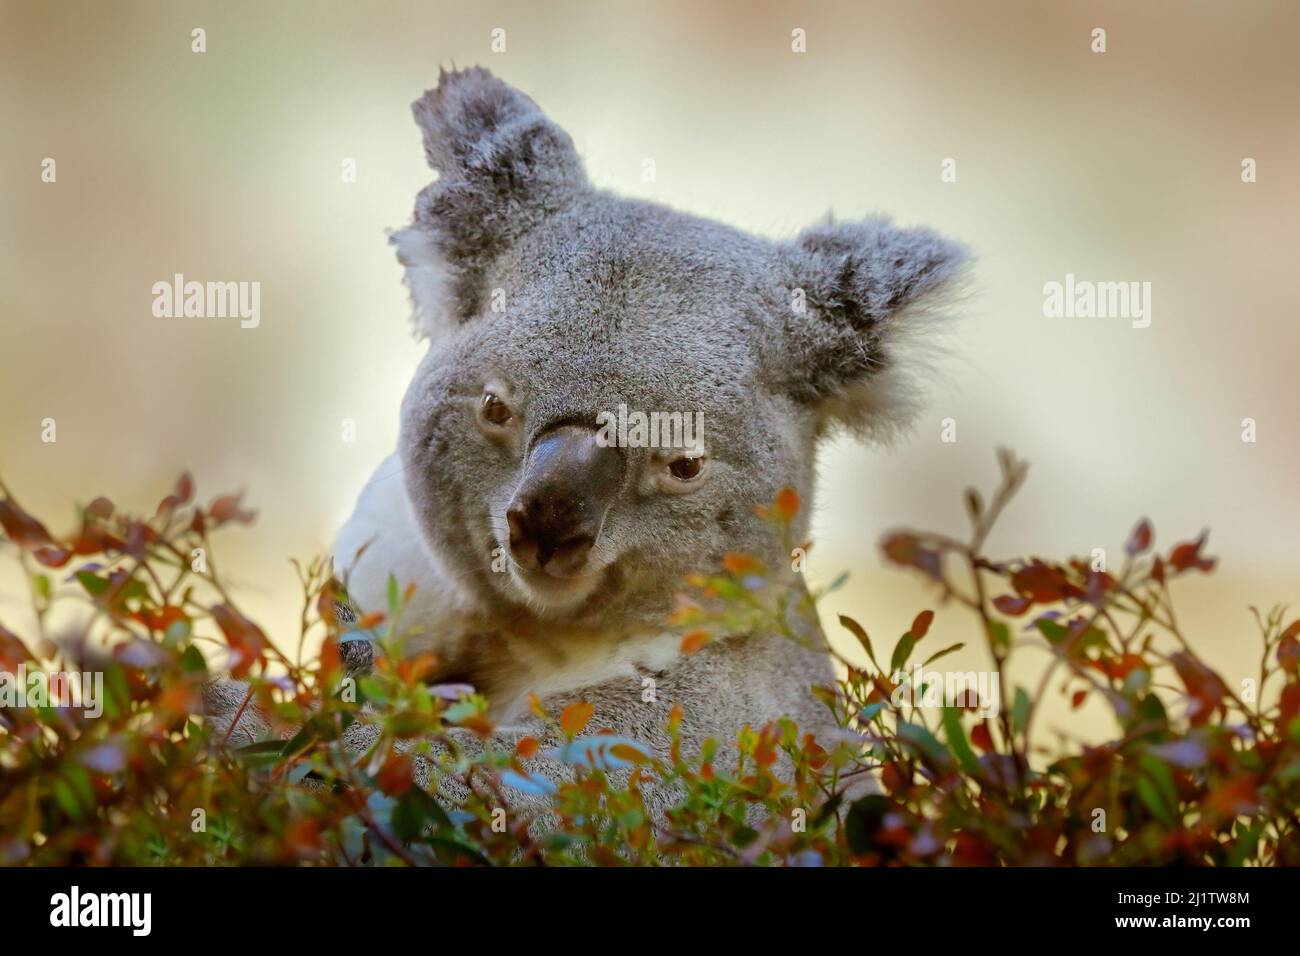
xmin=481 ymin=392 xmax=513 ymax=427
xmin=667 ymin=455 xmax=704 ymax=481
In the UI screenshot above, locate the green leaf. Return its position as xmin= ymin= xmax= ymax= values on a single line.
xmin=164 ymin=617 xmax=192 ymax=646
xmin=280 ymin=725 xmax=319 ymax=758
xmin=386 ymin=573 xmax=399 ymax=617
xmin=181 ymin=644 xmax=207 ymax=674
xmin=922 ymin=642 xmax=965 ymax=667
xmin=102 ymin=665 xmax=131 ymax=720
xmin=813 ymin=791 xmax=845 ymax=828
xmin=53 ymin=778 xmax=83 ymax=821
xmin=1034 ymin=618 xmax=1068 ymax=646
xmin=987 ymin=620 xmax=1011 ymax=654
xmin=839 ymin=615 xmax=879 ymax=671
xmin=617 ymin=808 xmax=644 ymax=830
xmin=1133 ymin=693 xmax=1168 ymax=732
xmin=392 ymin=786 xmax=452 ymax=841
xmin=1122 ymin=667 xmax=1150 ymax=696
xmin=1228 ymin=821 xmax=1264 ymax=866
xmin=75 ymin=571 xmax=109 ymax=596
xmin=1137 ymin=755 xmax=1179 ymax=826
xmin=428 ymin=835 xmax=491 ymax=866
xmin=890 ymin=634 xmax=917 ymax=674
xmin=942 ymin=707 xmax=982 ymax=776
xmin=234 ymin=739 xmax=287 ymax=758
xmin=358 ymin=676 xmax=388 ymax=706
xmin=897 ymin=721 xmax=949 ymax=767
xmin=707 ymin=576 xmax=747 ymax=602
xmin=1135 ymin=775 xmax=1175 ymax=827
xmin=845 ymin=794 xmax=889 ymax=855
xmin=1009 ymin=687 xmax=1032 ymax=735
xmin=54 ymin=765 xmax=93 ymax=822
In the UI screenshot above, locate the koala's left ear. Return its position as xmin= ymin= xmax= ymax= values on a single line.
xmin=391 ymin=67 xmax=588 ymax=340
xmin=768 ymin=217 xmax=970 ymax=438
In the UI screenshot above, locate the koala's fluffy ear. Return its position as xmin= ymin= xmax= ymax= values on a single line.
xmin=391 ymin=67 xmax=587 ymax=338
xmin=771 ymin=217 xmax=970 ymax=439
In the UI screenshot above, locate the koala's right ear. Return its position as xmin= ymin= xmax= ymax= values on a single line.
xmin=391 ymin=67 xmax=587 ymax=339
xmin=768 ymin=216 xmax=970 ymax=441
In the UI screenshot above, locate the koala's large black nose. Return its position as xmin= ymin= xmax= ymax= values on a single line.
xmin=506 ymin=426 xmax=624 ymax=578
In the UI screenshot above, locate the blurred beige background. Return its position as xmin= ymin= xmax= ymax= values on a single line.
xmin=2 ymin=1 xmax=1298 ymax=743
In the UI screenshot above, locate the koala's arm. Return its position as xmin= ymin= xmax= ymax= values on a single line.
xmin=331 ymin=453 xmax=476 ymax=666
xmin=203 ymin=628 xmax=840 ymax=825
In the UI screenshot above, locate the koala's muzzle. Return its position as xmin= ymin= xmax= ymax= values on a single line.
xmin=506 ymin=426 xmax=624 ymax=578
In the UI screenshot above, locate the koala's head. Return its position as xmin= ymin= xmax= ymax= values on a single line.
xmin=394 ymin=68 xmax=968 ymax=632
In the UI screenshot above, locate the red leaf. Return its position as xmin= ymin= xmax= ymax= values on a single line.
xmin=1169 ymin=651 xmax=1228 ymax=726
xmin=723 ymin=553 xmax=764 ymax=575
xmin=132 ymin=605 xmax=188 ymax=632
xmin=910 ymin=610 xmax=934 ymax=641
xmin=318 ymin=635 xmax=342 ymax=677
xmin=558 ymin=701 xmax=594 ymax=737
xmin=1206 ymin=775 xmax=1260 ymax=819
xmin=122 ymin=520 xmax=159 ymax=560
xmin=1083 ymin=570 xmax=1116 ymax=606
xmin=1125 ymin=519 xmax=1152 ymax=556
xmin=209 ymin=493 xmax=257 ymax=527
xmin=1011 ymin=561 xmax=1070 ymax=603
xmin=881 ymin=533 xmax=943 ymax=582
xmin=802 ymin=733 xmax=829 ymax=770
xmin=1167 ymin=533 xmax=1215 ymax=574
xmin=32 ymin=546 xmax=72 ymax=568
xmin=952 ymin=832 xmax=998 ymax=866
xmin=0 ymin=625 xmax=35 ymax=672
xmin=85 ymin=497 xmax=114 ymax=521
xmin=1278 ymin=622 xmax=1300 ymax=674
xmin=680 ymin=630 xmax=711 ymax=655
xmin=210 ymin=603 xmax=269 ymax=679
xmin=1279 ymin=684 xmax=1300 ymax=727
xmin=773 ymin=487 xmax=800 ymax=522
xmin=993 ymin=594 xmax=1031 ymax=616
xmin=0 ymin=499 xmax=57 ymax=549
xmin=156 ymin=472 xmax=195 ymax=519
xmin=70 ymin=522 xmax=124 ymax=556
xmin=377 ymin=753 xmax=414 ymax=796
xmin=1091 ymin=652 xmax=1148 ymax=681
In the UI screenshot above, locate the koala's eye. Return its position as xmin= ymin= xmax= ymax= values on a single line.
xmin=651 ymin=450 xmax=709 ymax=496
xmin=480 ymin=392 xmax=514 ymax=428
xmin=667 ymin=455 xmax=705 ymax=482
xmin=482 ymin=393 xmax=511 ymax=425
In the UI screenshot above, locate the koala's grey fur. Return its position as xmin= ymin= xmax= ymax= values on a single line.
xmin=205 ymin=66 xmax=969 ymax=824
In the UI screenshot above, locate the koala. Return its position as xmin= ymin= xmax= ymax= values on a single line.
xmin=210 ymin=66 xmax=968 ymax=821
